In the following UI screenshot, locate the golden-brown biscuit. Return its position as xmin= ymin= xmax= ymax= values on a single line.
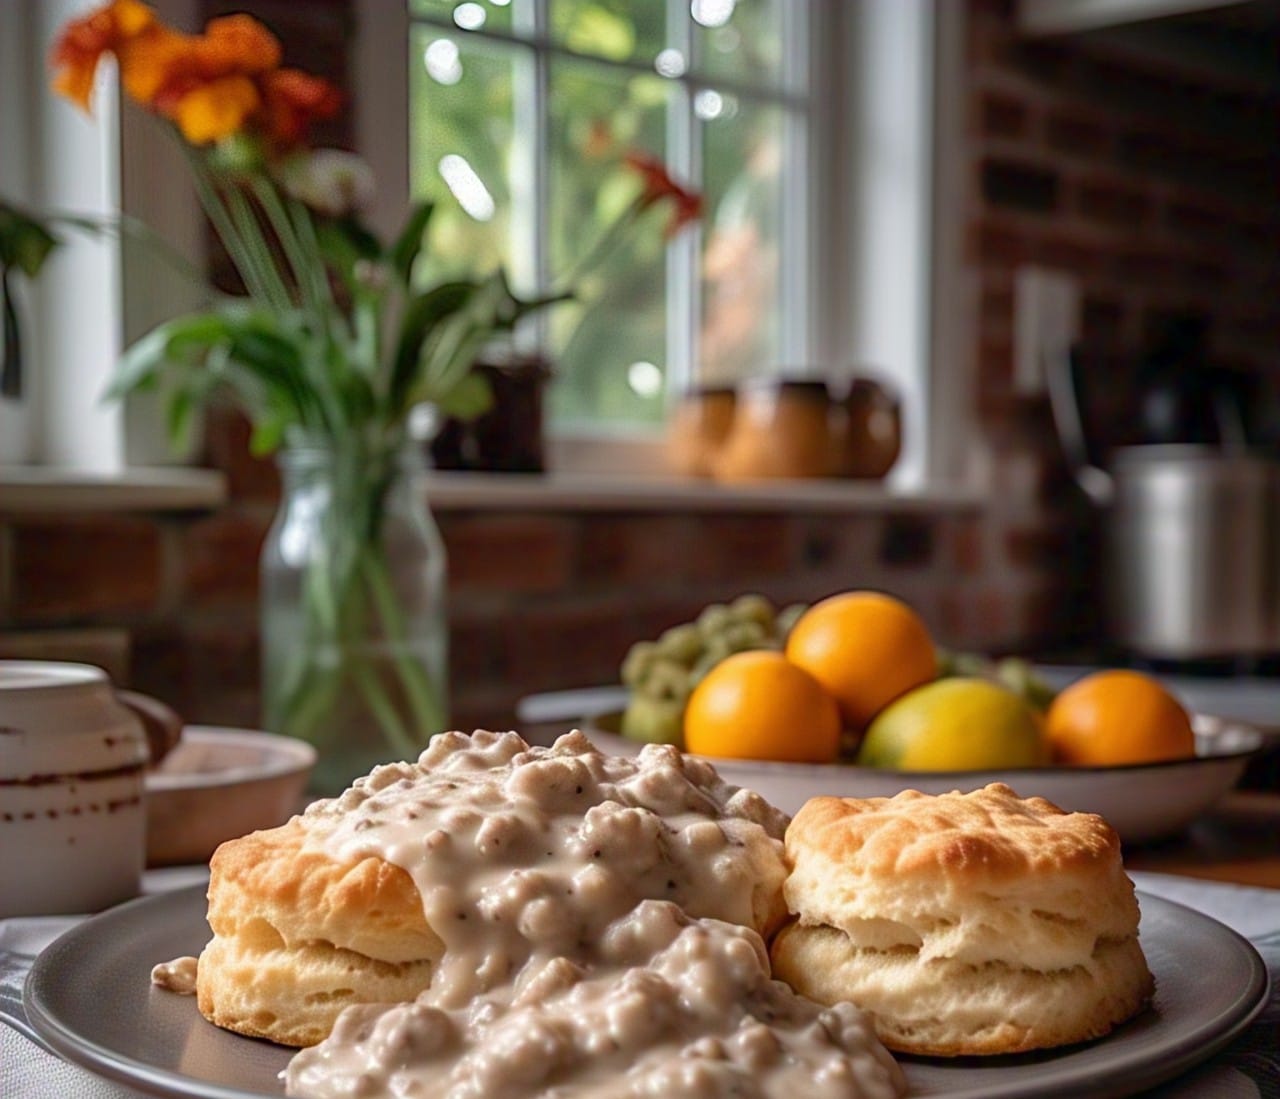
xmin=770 ymin=783 xmax=1154 ymax=1056
xmin=197 ymin=818 xmax=444 ymax=1047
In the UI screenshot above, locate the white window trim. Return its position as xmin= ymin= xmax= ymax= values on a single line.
xmin=357 ymin=0 xmax=972 ymax=491
xmin=0 ymin=0 xmax=205 ymax=474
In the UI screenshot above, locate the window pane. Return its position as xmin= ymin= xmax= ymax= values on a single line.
xmin=550 ymin=0 xmax=673 ymax=67
xmin=699 ymin=96 xmax=783 ymax=383
xmin=409 ymin=0 xmax=520 ymax=37
xmin=692 ymin=0 xmax=787 ymax=88
xmin=547 ymin=61 xmax=672 ymax=426
xmin=408 ymin=27 xmax=522 ymax=284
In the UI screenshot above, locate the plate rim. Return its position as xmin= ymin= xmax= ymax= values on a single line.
xmin=23 ymin=886 xmax=1271 ymax=1099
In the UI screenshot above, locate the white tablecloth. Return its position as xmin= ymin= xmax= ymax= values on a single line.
xmin=3 ymin=869 xmax=1277 ymax=1099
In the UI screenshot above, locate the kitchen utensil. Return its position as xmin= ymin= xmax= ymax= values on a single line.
xmin=1048 ymin=346 xmax=1280 ymax=660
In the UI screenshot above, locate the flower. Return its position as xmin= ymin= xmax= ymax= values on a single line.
xmin=277 ymin=150 xmax=375 ymax=218
xmin=50 ymin=0 xmax=158 ymax=109
xmin=51 ymin=2 xmax=340 ymax=149
xmin=623 ymin=151 xmax=703 ymax=238
xmin=261 ymin=69 xmax=343 ymax=148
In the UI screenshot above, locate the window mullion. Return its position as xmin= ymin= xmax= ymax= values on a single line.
xmin=781 ymin=1 xmax=811 ymax=369
xmin=665 ymin=0 xmax=697 ymax=402
xmin=511 ymin=0 xmax=550 ymax=353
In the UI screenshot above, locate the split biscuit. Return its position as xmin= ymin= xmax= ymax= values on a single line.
xmin=770 ymin=783 xmax=1154 ymax=1056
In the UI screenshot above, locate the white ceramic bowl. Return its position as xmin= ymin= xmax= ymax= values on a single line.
xmin=580 ymin=712 xmax=1263 ymax=845
xmin=145 ymin=727 xmax=316 ymax=866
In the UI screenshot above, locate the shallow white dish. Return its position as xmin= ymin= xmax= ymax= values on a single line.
xmin=577 ymin=711 xmax=1262 ymax=844
xmin=145 ymin=727 xmax=316 ymax=866
xmin=23 ymin=885 xmax=1269 ymax=1099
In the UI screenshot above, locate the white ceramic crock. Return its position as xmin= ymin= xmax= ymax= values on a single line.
xmin=0 ymin=661 xmax=148 ymax=916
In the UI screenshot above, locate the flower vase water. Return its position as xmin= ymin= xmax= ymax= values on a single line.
xmin=262 ymin=440 xmax=446 ymax=792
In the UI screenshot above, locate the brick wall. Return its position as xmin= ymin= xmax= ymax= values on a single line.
xmin=964 ymin=0 xmax=1280 ymax=426
xmin=4 ymin=0 xmax=1272 ymax=733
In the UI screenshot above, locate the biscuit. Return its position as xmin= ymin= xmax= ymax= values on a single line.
xmin=195 ymin=730 xmax=790 ymax=1048
xmin=770 ymin=783 xmax=1154 ymax=1056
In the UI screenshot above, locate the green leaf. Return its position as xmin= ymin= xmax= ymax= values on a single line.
xmin=389 ymin=202 xmax=435 ymax=285
xmin=390 ymin=279 xmax=478 ymax=405
xmin=315 ymin=216 xmax=383 ymax=292
xmin=432 ymin=370 xmax=493 ymax=421
xmin=165 ymin=388 xmax=196 ymax=453
xmin=0 ymin=202 xmax=60 ymax=278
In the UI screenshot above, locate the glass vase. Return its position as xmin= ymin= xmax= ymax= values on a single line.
xmin=260 ymin=440 xmax=448 ymax=793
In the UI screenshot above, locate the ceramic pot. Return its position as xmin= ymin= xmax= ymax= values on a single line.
xmin=835 ymin=376 xmax=901 ymax=479
xmin=715 ymin=379 xmax=837 ymax=481
xmin=0 ymin=661 xmax=148 ymax=916
xmin=666 ymin=385 xmax=737 ymax=477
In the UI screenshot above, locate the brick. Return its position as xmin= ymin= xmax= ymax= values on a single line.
xmin=879 ymin=516 xmax=936 ymax=568
xmin=503 ymin=599 xmax=641 ymax=692
xmin=201 ymin=406 xmax=280 ymax=502
xmin=11 ymin=517 xmax=164 ymax=621
xmin=1044 ymin=107 xmax=1113 ymax=159
xmin=448 ymin=609 xmax=510 ymax=690
xmin=577 ymin=515 xmax=695 ymax=586
xmin=944 ymin=517 xmax=984 ymax=576
xmin=440 ymin=514 xmax=576 ymax=594
xmin=181 ymin=508 xmax=272 ymax=606
xmin=974 ymin=89 xmax=1030 ymax=140
xmin=683 ymin=516 xmax=795 ymax=583
xmin=981 ymin=157 xmax=1059 ymax=214
xmin=797 ymin=515 xmax=883 ymax=574
xmin=969 ymin=219 xmax=1027 ymax=269
xmin=1075 ymin=178 xmax=1152 ymax=227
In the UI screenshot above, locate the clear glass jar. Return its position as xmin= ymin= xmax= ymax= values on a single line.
xmin=260 ymin=441 xmax=448 ymax=793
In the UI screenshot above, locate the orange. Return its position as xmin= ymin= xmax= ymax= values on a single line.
xmin=684 ymin=650 xmax=841 ymax=763
xmin=784 ymin=591 xmax=936 ymax=729
xmin=1044 ymin=670 xmax=1195 ymax=766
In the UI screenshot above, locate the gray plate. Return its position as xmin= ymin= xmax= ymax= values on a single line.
xmin=24 ymin=887 xmax=1269 ymax=1099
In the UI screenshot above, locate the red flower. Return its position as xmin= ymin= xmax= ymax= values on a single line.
xmin=261 ymin=69 xmax=343 ymax=148
xmin=623 ymin=151 xmax=703 ymax=238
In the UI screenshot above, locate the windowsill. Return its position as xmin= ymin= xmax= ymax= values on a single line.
xmin=423 ymin=470 xmax=982 ymax=513
xmin=0 ymin=465 xmax=228 ymax=515
xmin=0 ymin=465 xmax=982 ymax=516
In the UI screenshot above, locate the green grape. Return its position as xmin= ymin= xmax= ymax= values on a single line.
xmin=775 ymin=602 xmax=809 ymax=638
xmin=696 ymin=603 xmax=735 ymax=637
xmin=647 ymin=659 xmax=693 ymax=704
xmin=621 ymin=695 xmax=684 ymax=746
xmin=723 ymin=620 xmax=768 ymax=653
xmin=729 ymin=593 xmax=775 ymax=630
xmin=656 ymin=623 xmax=704 ymax=665
xmin=620 ymin=640 xmax=660 ymax=688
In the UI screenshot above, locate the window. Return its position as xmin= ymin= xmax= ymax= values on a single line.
xmin=405 ymin=0 xmax=814 ymax=433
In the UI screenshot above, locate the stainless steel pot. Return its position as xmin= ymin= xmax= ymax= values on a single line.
xmin=1104 ymin=447 xmax=1276 ymax=659
xmin=1049 ymin=350 xmax=1280 ymax=660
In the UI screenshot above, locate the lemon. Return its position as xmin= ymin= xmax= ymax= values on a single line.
xmin=857 ymin=677 xmax=1048 ymax=771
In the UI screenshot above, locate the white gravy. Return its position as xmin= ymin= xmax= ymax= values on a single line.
xmin=224 ymin=730 xmax=903 ymax=1098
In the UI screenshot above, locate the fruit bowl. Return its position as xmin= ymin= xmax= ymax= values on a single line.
xmin=574 ymin=709 xmax=1262 ymax=845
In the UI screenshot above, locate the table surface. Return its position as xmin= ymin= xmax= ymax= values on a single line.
xmin=1123 ymin=791 xmax=1280 ymax=888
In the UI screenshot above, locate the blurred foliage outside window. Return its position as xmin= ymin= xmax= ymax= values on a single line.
xmin=408 ymin=0 xmax=806 ymax=431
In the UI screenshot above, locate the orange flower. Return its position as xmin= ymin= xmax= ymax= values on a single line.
xmin=261 ymin=69 xmax=343 ymax=147
xmin=170 ymin=75 xmax=261 ymax=145
xmin=117 ymin=24 xmax=195 ymax=107
xmin=623 ymin=151 xmax=703 ymax=238
xmin=150 ymin=14 xmax=283 ymax=145
xmin=50 ymin=0 xmax=156 ymax=110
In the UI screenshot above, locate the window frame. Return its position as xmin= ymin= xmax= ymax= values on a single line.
xmin=361 ymin=0 xmax=967 ymax=489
